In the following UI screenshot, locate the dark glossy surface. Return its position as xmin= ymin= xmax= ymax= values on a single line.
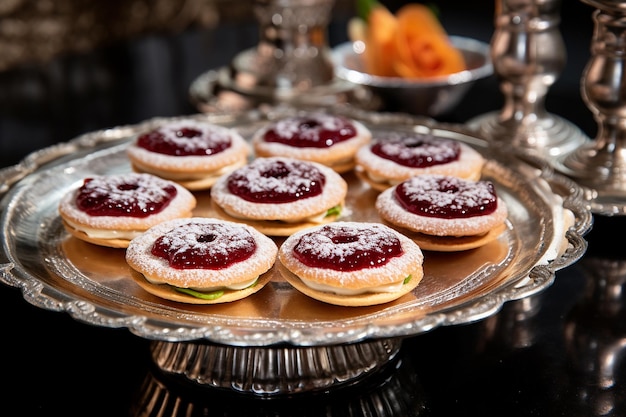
xmin=2 ymin=1 xmax=622 ymax=416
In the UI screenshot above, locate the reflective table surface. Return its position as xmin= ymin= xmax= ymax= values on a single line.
xmin=2 ymin=1 xmax=622 ymax=416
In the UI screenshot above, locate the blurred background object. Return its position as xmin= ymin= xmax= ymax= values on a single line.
xmin=0 ymin=0 xmax=221 ymax=71
xmin=0 ymin=1 xmax=596 ymax=168
xmin=190 ymin=0 xmax=357 ymax=112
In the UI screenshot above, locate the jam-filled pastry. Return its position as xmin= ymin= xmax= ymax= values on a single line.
xmin=355 ymin=131 xmax=485 ymax=191
xmin=125 ymin=217 xmax=277 ymax=304
xmin=210 ymin=156 xmax=348 ymax=236
xmin=58 ymin=173 xmax=196 ymax=248
xmin=376 ymin=174 xmax=509 ymax=252
xmin=126 ymin=119 xmax=250 ymax=190
xmin=278 ymin=222 xmax=424 ymax=307
xmin=252 ymin=113 xmax=371 ymax=173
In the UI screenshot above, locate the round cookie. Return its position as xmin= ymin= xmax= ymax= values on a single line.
xmin=58 ymin=173 xmax=196 ymax=248
xmin=125 ymin=217 xmax=278 ymax=304
xmin=252 ymin=113 xmax=372 ymax=173
xmin=355 ymin=131 xmax=485 ymax=191
xmin=278 ymin=222 xmax=424 ymax=307
xmin=376 ymin=174 xmax=509 ymax=252
xmin=210 ymin=156 xmax=348 ymax=236
xmin=126 ymin=118 xmax=251 ymax=190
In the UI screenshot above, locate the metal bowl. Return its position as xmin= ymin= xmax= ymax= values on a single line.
xmin=332 ymin=36 xmax=493 ymax=116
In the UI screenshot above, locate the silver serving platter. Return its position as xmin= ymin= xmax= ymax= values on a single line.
xmin=0 ymin=106 xmax=592 ymax=347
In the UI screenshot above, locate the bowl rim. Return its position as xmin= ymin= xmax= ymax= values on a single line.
xmin=332 ymin=36 xmax=493 ymax=88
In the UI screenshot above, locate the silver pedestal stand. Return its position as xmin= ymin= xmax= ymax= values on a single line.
xmin=468 ymin=0 xmax=589 ymax=158
xmin=174 ymin=0 xmax=396 ymax=395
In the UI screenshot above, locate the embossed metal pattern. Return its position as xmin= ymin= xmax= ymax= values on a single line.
xmin=0 ymin=107 xmax=592 ymax=346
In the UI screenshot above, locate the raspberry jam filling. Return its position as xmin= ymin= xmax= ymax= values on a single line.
xmin=293 ymin=224 xmax=403 ymax=271
xmin=371 ymin=134 xmax=461 ymax=168
xmin=75 ymin=174 xmax=177 ymax=217
xmin=137 ymin=124 xmax=231 ymax=156
xmin=262 ymin=115 xmax=357 ymax=148
xmin=395 ymin=175 xmax=498 ymax=219
xmin=227 ymin=158 xmax=326 ymax=203
xmin=151 ymin=222 xmax=256 ymax=269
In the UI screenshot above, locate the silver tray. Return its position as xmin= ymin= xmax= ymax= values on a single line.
xmin=0 ymin=106 xmax=592 ymax=348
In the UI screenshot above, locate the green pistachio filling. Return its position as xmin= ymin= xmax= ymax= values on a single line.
xmin=325 ymin=205 xmax=342 ymax=218
xmin=175 ymin=287 xmax=225 ymax=300
xmin=174 ymin=278 xmax=259 ymax=300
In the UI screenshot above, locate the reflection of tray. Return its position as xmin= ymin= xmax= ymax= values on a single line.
xmin=0 ymin=107 xmax=592 ymax=348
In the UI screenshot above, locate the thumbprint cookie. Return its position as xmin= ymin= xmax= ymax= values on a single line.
xmin=125 ymin=218 xmax=277 ymax=304
xmin=126 ymin=119 xmax=250 ymax=190
xmin=355 ymin=132 xmax=485 ymax=191
xmin=58 ymin=173 xmax=196 ymax=248
xmin=210 ymin=157 xmax=348 ymax=236
xmin=376 ymin=174 xmax=509 ymax=252
xmin=278 ymin=222 xmax=424 ymax=307
xmin=252 ymin=113 xmax=372 ymax=173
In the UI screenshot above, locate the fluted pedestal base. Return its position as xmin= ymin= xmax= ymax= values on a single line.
xmin=149 ymin=338 xmax=402 ymax=396
xmin=132 ymin=339 xmax=423 ymax=416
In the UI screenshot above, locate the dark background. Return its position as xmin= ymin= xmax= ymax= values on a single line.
xmin=0 ymin=1 xmax=616 ymax=416
xmin=0 ymin=0 xmax=597 ymax=168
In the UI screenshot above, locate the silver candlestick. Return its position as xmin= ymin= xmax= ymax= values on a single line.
xmin=468 ymin=0 xmax=589 ymax=157
xmin=555 ymin=0 xmax=626 ymax=215
xmin=190 ymin=0 xmax=355 ymax=112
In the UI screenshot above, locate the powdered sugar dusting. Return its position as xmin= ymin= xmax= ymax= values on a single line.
xmin=127 ymin=121 xmax=250 ymax=173
xmin=252 ymin=117 xmax=372 ymax=171
xmin=375 ymin=176 xmax=509 ymax=237
xmin=295 ymin=223 xmax=398 ymax=262
xmin=152 ymin=222 xmax=255 ymax=269
xmin=211 ymin=157 xmax=347 ymax=221
xmin=146 ymin=120 xmax=232 ymax=154
xmin=400 ymin=175 xmax=496 ymax=214
xmin=58 ymin=173 xmax=196 ymax=230
xmin=279 ymin=222 xmax=424 ymax=289
xmin=126 ymin=218 xmax=277 ymax=287
xmin=270 ymin=114 xmax=355 ymax=144
xmin=373 ymin=134 xmax=460 ymax=167
xmin=227 ymin=157 xmax=324 ymax=201
xmin=355 ymin=138 xmax=485 ymax=183
xmin=77 ymin=173 xmax=176 ymax=216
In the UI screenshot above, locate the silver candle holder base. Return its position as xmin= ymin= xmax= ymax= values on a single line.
xmin=554 ymin=145 xmax=626 ymax=216
xmin=190 ymin=68 xmax=356 ymax=113
xmin=469 ymin=110 xmax=589 ymax=158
